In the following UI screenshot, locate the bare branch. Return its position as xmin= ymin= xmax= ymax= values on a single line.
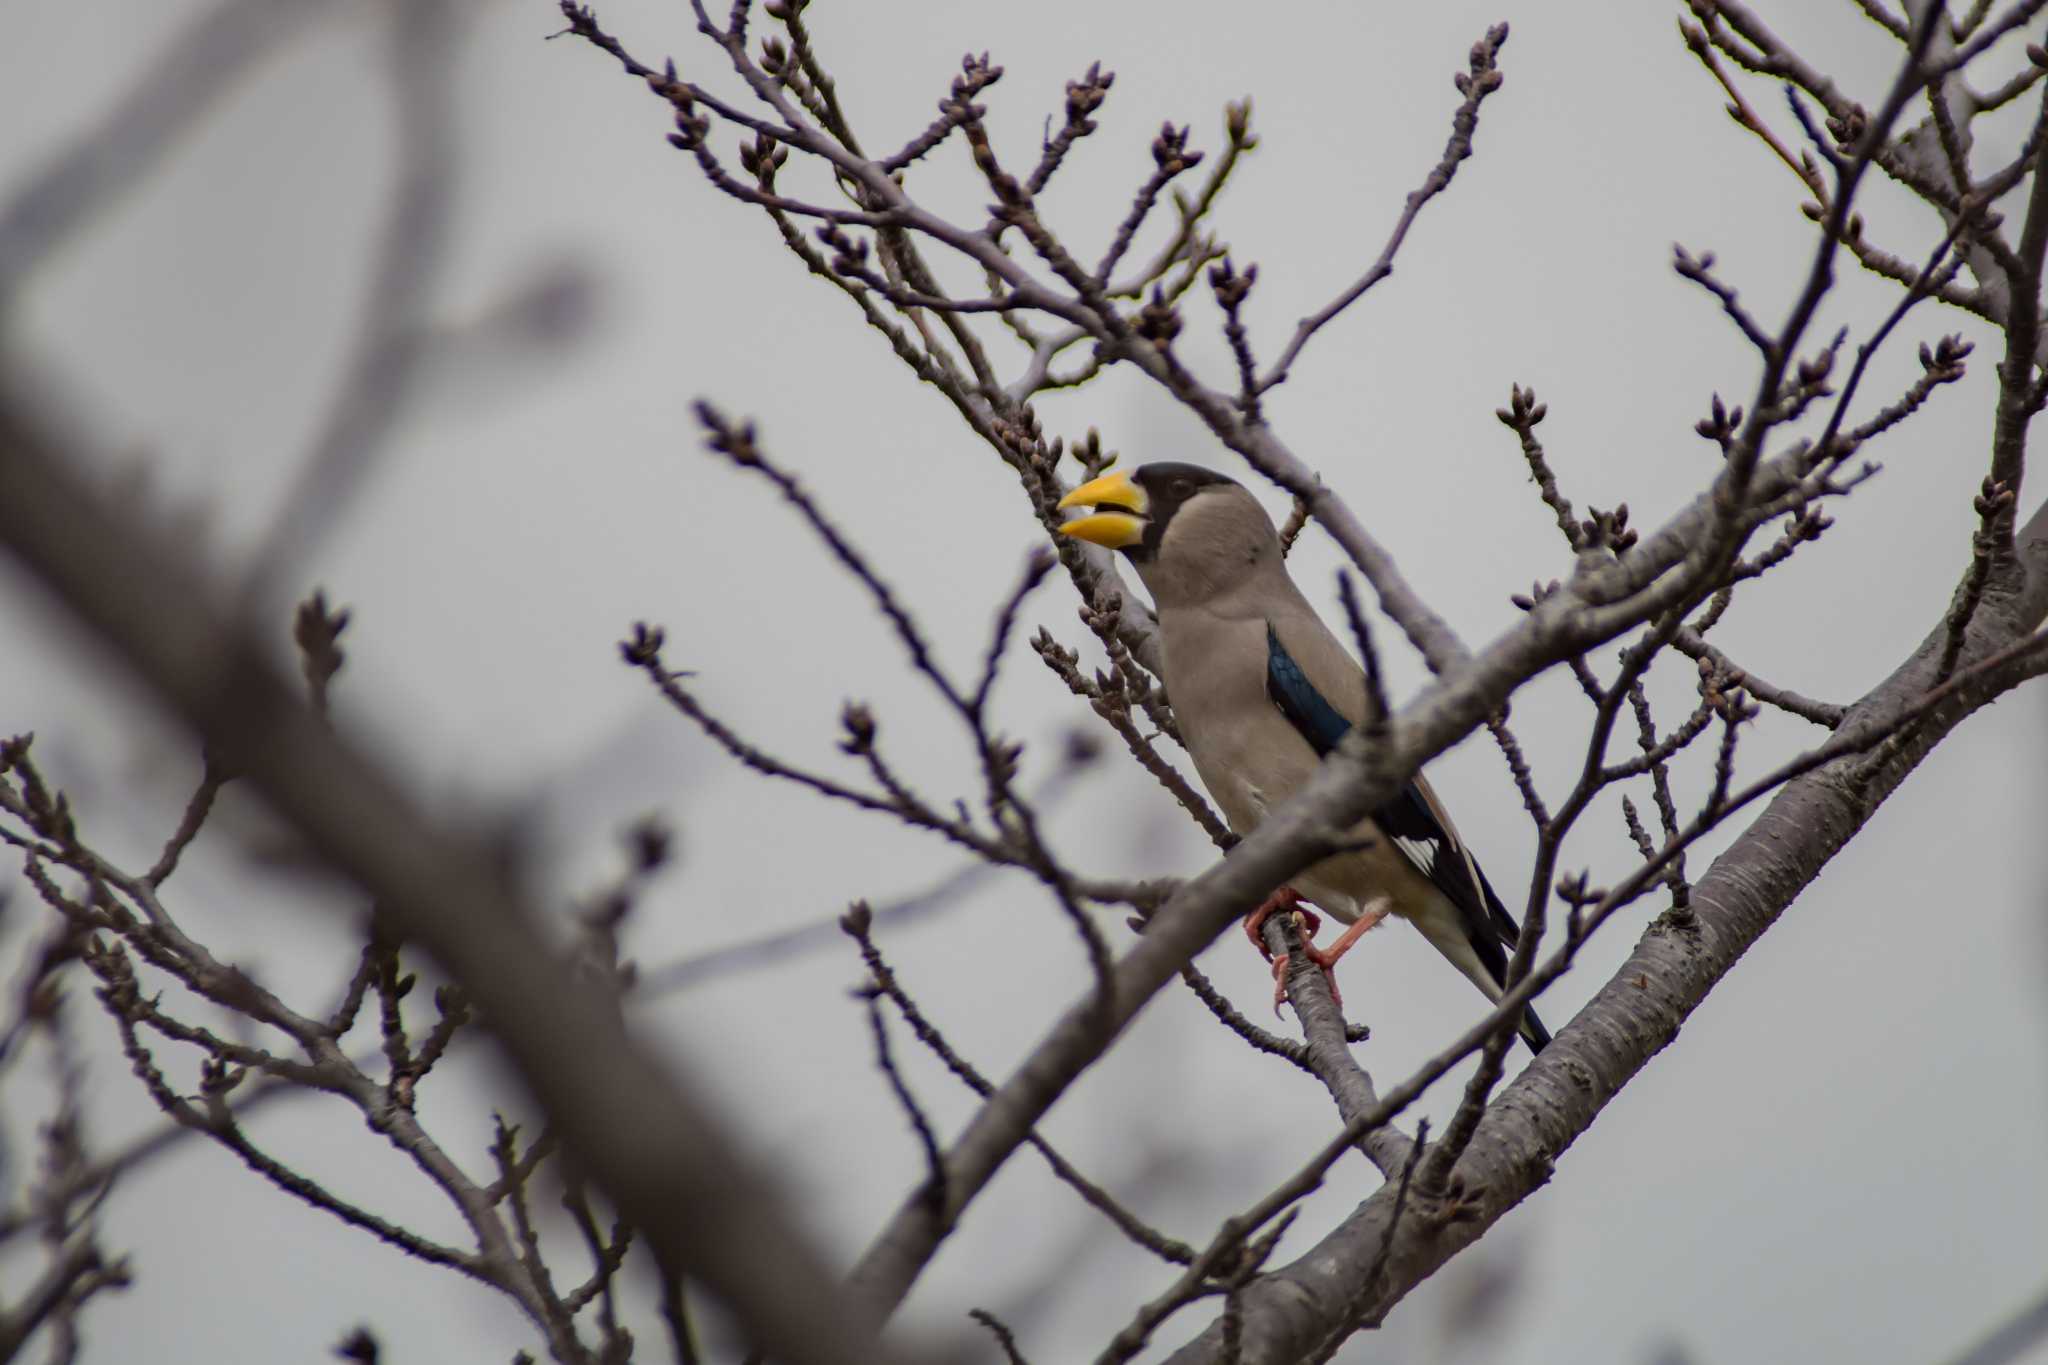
xmin=0 ymin=393 xmax=914 ymax=1365
xmin=248 ymin=0 xmax=463 ymax=588
xmin=970 ymin=1308 xmax=1033 ymax=1365
xmin=842 ymin=904 xmax=1195 ymax=1266
xmin=1094 ymin=124 xmax=1204 ymax=284
xmin=1265 ymin=913 xmax=1415 ymax=1179
xmin=1026 ymin=63 xmax=1115 ymax=194
xmin=861 ymin=986 xmax=948 ymax=1215
xmin=1257 ymin=26 xmax=1510 ymax=393
xmin=1939 ymin=1276 xmax=2048 ymax=1365
xmin=142 ymin=757 xmax=228 ymax=887
xmin=0 ymin=0 xmax=324 ymax=294
xmin=1164 ymin=513 xmax=2048 ymax=1361
xmin=1939 ymin=476 xmax=2016 ymax=680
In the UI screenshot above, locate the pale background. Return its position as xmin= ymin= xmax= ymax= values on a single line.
xmin=1 ymin=2 xmax=2044 ymax=1362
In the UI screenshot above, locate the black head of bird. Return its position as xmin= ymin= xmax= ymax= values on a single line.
xmin=1055 ymin=463 xmax=1284 ymax=610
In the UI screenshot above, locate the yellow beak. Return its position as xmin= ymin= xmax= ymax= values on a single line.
xmin=1055 ymin=469 xmax=1149 ymax=549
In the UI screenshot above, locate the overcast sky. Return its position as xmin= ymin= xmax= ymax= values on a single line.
xmin=3 ymin=2 xmax=2046 ymax=1363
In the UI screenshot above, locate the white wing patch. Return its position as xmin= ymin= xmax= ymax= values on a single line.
xmin=1392 ymin=834 xmax=1441 ymax=878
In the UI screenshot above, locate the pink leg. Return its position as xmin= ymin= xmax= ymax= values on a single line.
xmin=1241 ymin=887 xmax=1320 ymax=959
xmin=1270 ymin=898 xmax=1391 ymax=1013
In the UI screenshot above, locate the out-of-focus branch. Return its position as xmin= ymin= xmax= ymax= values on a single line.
xmin=0 ymin=0 xmax=325 ymax=298
xmin=0 ymin=393 xmax=917 ymax=1365
xmin=0 ymin=1235 xmax=124 ymax=1362
xmin=0 ymin=947 xmax=130 ymax=1363
xmin=247 ymin=0 xmax=461 ymax=589
xmin=1939 ymin=1276 xmax=2048 ymax=1365
xmin=551 ymin=7 xmax=2048 ymax=1353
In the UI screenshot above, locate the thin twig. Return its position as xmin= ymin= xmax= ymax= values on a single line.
xmin=843 ymin=906 xmax=1196 ymax=1265
xmin=1257 ymin=26 xmax=1510 ymax=392
xmin=861 ymin=987 xmax=947 ymax=1214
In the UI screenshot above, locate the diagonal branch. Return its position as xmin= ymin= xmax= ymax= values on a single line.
xmin=1160 ymin=496 xmax=2048 ymax=1364
xmin=0 ymin=392 xmax=916 ymax=1365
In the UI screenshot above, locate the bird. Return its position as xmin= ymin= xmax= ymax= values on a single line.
xmin=1056 ymin=462 xmax=1550 ymax=1052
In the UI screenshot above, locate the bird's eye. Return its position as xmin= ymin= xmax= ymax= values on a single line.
xmin=1171 ymin=478 xmax=1193 ymax=497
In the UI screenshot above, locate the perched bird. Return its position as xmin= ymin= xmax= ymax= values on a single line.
xmin=1057 ymin=462 xmax=1550 ymax=1051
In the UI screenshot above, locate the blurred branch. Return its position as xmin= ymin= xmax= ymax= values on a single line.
xmin=247 ymin=0 xmax=462 ymax=591
xmin=0 ymin=1236 xmax=126 ymax=1363
xmin=638 ymin=748 xmax=1127 ymax=994
xmin=547 ymin=8 xmax=2048 ymax=1337
xmin=0 ymin=0 xmax=326 ymax=300
xmin=644 ymin=858 xmax=997 ymax=994
xmin=0 ymin=946 xmax=130 ymax=1363
xmin=1940 ymin=1278 xmax=2048 ymax=1365
xmin=0 ymin=390 xmax=917 ymax=1365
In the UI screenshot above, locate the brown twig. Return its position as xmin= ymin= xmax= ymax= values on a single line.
xmin=1257 ymin=26 xmax=1510 ymax=393
xmin=860 ymin=986 xmax=947 ymax=1214
xmin=841 ymin=905 xmax=1195 ymax=1265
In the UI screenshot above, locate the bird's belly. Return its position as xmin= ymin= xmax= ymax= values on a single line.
xmin=1291 ymin=828 xmax=1436 ymax=927
xmin=1188 ymin=745 xmax=1434 ymax=930
xmin=1163 ymin=620 xmax=1434 ymax=928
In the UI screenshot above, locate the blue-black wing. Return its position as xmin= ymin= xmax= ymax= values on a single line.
xmin=1264 ymin=624 xmax=1550 ymax=1049
xmin=1264 ymin=622 xmax=1353 ymax=758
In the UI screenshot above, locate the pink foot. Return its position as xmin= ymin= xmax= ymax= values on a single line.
xmin=1264 ymin=899 xmax=1391 ymax=1014
xmin=1242 ymin=886 xmax=1320 ymax=958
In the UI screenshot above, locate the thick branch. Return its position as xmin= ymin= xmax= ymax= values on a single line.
xmin=1161 ymin=499 xmax=2048 ymax=1363
xmin=0 ymin=396 xmax=911 ymax=1365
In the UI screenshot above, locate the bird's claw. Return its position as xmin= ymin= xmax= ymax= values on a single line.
xmin=1269 ymin=941 xmax=1346 ymax=1015
xmin=1260 ymin=897 xmax=1391 ymax=1016
xmin=1242 ymin=887 xmax=1320 ymax=960
xmin=1245 ymin=887 xmax=1337 ymax=1015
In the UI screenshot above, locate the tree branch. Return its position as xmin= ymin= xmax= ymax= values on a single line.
xmin=0 ymin=393 xmax=917 ymax=1365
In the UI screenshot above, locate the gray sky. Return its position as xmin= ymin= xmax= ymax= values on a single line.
xmin=2 ymin=1 xmax=2045 ymax=1362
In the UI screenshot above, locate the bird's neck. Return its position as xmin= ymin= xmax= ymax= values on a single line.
xmin=1143 ymin=547 xmax=1300 ymax=618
